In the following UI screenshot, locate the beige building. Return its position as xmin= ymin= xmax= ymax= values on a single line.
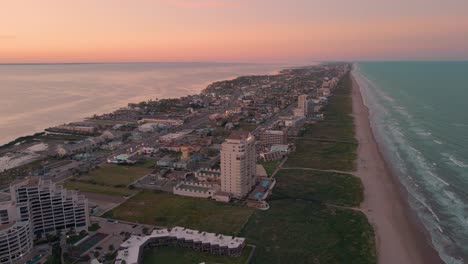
xmin=259 ymin=129 xmax=287 ymax=146
xmin=294 ymin=94 xmax=309 ymax=117
xmin=220 ymin=131 xmax=256 ymax=198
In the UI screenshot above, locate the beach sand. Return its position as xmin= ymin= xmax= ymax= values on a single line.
xmin=351 ymin=75 xmax=443 ymax=264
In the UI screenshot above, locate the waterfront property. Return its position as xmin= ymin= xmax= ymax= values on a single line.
xmin=0 ymin=177 xmax=90 ymax=264
xmin=220 ymin=131 xmax=256 ymax=199
xmin=115 ymin=226 xmax=246 ymax=264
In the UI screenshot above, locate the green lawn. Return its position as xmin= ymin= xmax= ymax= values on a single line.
xmin=103 ymin=191 xmax=254 ymax=235
xmin=285 ymin=73 xmax=357 ymax=171
xmin=241 ymin=199 xmax=376 ymax=264
xmin=274 ymin=169 xmax=363 ymax=207
xmin=63 ymin=181 xmax=137 ymax=197
xmin=82 ymin=163 xmax=153 ymax=187
xmin=261 ymin=161 xmax=280 ymax=176
xmin=142 ymin=245 xmax=253 ymax=264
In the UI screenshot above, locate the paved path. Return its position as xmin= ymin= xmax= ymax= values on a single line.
xmin=279 ymin=167 xmax=355 ymax=176
xmin=289 ymin=137 xmax=357 ymax=144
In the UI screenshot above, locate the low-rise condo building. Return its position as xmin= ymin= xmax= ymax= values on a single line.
xmin=115 ymin=226 xmax=246 ymax=264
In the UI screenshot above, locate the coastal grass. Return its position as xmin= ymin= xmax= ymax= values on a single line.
xmin=285 ymin=140 xmax=357 ymax=171
xmin=274 ymin=169 xmax=363 ymax=207
xmin=261 ymin=160 xmax=280 ymax=176
xmin=103 ymin=191 xmax=254 ymax=235
xmin=241 ymin=73 xmax=375 ymax=264
xmin=285 ymin=73 xmax=357 ymax=171
xmin=240 ymin=199 xmax=376 ymax=264
xmin=63 ymin=181 xmax=137 ymax=197
xmin=81 ymin=163 xmax=152 ymax=187
xmin=235 ymin=122 xmax=257 ymax=132
xmin=142 ymin=245 xmax=253 ymax=264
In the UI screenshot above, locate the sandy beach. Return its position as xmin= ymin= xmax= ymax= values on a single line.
xmin=351 ymin=75 xmax=443 ymax=264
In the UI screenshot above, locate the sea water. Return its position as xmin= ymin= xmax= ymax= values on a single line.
xmin=353 ymin=62 xmax=468 ymax=263
xmin=0 ymin=62 xmax=285 ymax=145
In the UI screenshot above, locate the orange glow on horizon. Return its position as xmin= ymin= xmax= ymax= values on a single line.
xmin=1 ymin=0 xmax=468 ymax=63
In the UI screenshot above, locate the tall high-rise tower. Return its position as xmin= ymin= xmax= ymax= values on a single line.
xmin=220 ymin=131 xmax=256 ymax=198
xmin=294 ymin=94 xmax=309 ymax=117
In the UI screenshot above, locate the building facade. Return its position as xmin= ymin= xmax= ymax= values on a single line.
xmin=294 ymin=94 xmax=309 ymax=117
xmin=0 ymin=178 xmax=89 ymax=263
xmin=10 ymin=178 xmax=89 ymax=236
xmin=115 ymin=226 xmax=246 ymax=264
xmin=0 ymin=202 xmax=33 ymax=264
xmin=220 ymin=131 xmax=256 ymax=198
xmin=259 ymin=129 xmax=287 ymax=146
xmin=0 ymin=221 xmax=33 ymax=264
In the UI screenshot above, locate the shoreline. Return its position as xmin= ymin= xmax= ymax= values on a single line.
xmin=0 ymin=63 xmax=287 ymax=146
xmin=351 ymin=73 xmax=443 ymax=264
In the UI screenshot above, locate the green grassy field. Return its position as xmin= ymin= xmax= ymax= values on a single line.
xmin=82 ymin=163 xmax=153 ymax=187
xmin=274 ymin=169 xmax=363 ymax=207
xmin=241 ymin=199 xmax=375 ymax=264
xmin=240 ymin=73 xmax=376 ymax=264
xmin=63 ymin=181 xmax=137 ymax=197
xmin=103 ymin=191 xmax=254 ymax=235
xmin=142 ymin=245 xmax=253 ymax=264
xmin=284 ymin=73 xmax=357 ymax=171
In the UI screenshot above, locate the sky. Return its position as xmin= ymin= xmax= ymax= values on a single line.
xmin=1 ymin=0 xmax=468 ymax=63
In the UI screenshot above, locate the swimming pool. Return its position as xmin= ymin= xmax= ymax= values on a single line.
xmin=26 ymin=255 xmax=42 ymax=264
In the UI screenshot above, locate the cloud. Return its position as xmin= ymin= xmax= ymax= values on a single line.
xmin=162 ymin=0 xmax=240 ymax=8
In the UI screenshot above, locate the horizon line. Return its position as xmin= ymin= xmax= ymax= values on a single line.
xmin=0 ymin=59 xmax=467 ymax=66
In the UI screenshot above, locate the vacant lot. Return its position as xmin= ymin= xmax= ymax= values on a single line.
xmin=241 ymin=199 xmax=375 ymax=264
xmin=63 ymin=181 xmax=137 ymax=197
xmin=142 ymin=245 xmax=253 ymax=264
xmin=274 ymin=169 xmax=363 ymax=207
xmin=103 ymin=191 xmax=254 ymax=235
xmin=285 ymin=74 xmax=357 ymax=171
xmin=82 ymin=163 xmax=153 ymax=187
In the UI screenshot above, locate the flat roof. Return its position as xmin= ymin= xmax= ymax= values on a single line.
xmin=115 ymin=226 xmax=246 ymax=264
xmin=177 ymin=184 xmax=211 ymax=192
xmin=227 ymin=130 xmax=251 ymax=140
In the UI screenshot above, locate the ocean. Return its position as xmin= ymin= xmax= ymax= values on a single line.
xmin=353 ymin=62 xmax=468 ymax=264
xmin=0 ymin=62 xmax=286 ymax=145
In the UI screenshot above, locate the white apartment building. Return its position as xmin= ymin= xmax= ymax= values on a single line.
xmin=220 ymin=131 xmax=256 ymax=198
xmin=0 ymin=202 xmax=33 ymax=264
xmin=0 ymin=178 xmax=89 ymax=263
xmin=11 ymin=178 xmax=89 ymax=236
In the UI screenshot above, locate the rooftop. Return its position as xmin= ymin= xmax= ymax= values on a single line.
xmin=264 ymin=130 xmax=284 ymax=135
xmin=115 ymin=226 xmax=246 ymax=264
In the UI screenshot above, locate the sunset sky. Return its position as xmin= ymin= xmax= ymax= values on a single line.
xmin=1 ymin=0 xmax=468 ymax=63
